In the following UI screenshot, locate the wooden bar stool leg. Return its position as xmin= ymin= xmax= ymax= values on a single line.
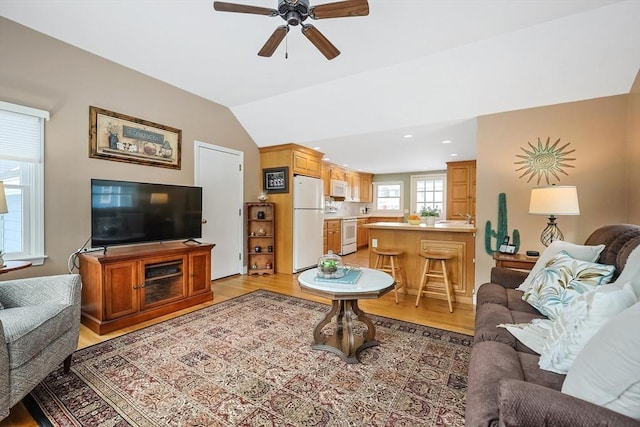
xmin=441 ymin=259 xmax=454 ymax=313
xmin=390 ymin=255 xmax=399 ymax=303
xmin=415 ymin=257 xmax=430 ymax=306
xmin=374 ymin=254 xmax=383 ymax=270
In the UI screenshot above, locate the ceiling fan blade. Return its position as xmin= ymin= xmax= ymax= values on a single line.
xmin=213 ymin=1 xmax=277 ymax=16
xmin=301 ymin=24 xmax=340 ymax=60
xmin=310 ymin=0 xmax=369 ymax=19
xmin=258 ymin=26 xmax=288 ymax=57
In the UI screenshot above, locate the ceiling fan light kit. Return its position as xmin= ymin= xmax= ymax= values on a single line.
xmin=213 ymin=0 xmax=369 ymax=59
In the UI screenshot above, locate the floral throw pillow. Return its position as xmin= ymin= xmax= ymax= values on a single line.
xmin=522 ymin=251 xmax=615 ymax=320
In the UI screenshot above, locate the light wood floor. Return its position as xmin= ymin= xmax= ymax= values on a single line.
xmin=2 ymin=249 xmax=475 ymax=426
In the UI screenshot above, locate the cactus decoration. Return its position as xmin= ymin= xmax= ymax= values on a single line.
xmin=485 ymin=193 xmax=520 ymax=255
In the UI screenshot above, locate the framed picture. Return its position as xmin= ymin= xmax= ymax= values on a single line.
xmin=89 ymin=106 xmax=182 ymax=169
xmin=263 ymin=167 xmax=289 ymax=194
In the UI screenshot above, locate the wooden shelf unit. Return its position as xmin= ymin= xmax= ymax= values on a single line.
xmin=246 ymin=202 xmax=275 ymax=275
xmin=79 ymin=242 xmax=214 ymax=335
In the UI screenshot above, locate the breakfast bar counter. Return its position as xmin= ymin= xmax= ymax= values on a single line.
xmin=363 ymin=222 xmax=477 ymax=304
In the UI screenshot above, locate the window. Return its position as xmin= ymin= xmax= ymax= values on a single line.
xmin=0 ymin=101 xmax=49 ymax=264
xmin=410 ymin=173 xmax=446 ymax=218
xmin=372 ymin=181 xmax=403 ymax=214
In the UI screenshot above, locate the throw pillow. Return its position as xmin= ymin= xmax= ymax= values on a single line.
xmin=498 ymin=318 xmax=554 ymax=354
xmin=516 ymin=241 xmax=605 ymax=292
xmin=522 ymin=251 xmax=615 ymax=320
xmin=562 ymin=302 xmax=640 ymax=420
xmin=538 ymin=281 xmax=637 ymax=374
xmin=611 ymin=244 xmax=640 ymax=298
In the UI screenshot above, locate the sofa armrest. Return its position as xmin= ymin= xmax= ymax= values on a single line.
xmin=490 ymin=267 xmax=528 ymax=290
xmin=0 ymin=320 xmax=9 ymax=420
xmin=498 ymin=379 xmax=640 ymax=427
xmin=0 ymin=274 xmax=81 ymax=308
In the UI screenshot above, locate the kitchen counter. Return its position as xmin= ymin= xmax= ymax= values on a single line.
xmin=363 ymin=221 xmax=476 ymax=233
xmin=324 ymin=214 xmax=404 ymax=220
xmin=363 ymin=221 xmax=476 ymax=304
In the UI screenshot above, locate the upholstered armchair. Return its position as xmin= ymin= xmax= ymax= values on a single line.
xmin=0 ymin=274 xmax=82 ymax=420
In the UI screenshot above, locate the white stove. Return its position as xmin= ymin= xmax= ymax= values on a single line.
xmin=340 ymin=217 xmax=357 ymax=255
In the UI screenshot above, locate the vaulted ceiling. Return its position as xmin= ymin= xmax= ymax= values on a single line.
xmin=1 ymin=0 xmax=638 ymax=173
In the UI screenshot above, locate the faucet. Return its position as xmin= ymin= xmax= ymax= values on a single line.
xmin=457 ymin=212 xmax=473 ymax=224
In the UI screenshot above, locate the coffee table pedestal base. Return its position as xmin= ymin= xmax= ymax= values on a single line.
xmin=312 ymin=299 xmax=378 ymax=364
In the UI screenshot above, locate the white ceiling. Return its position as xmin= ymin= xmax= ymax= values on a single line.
xmin=1 ymin=0 xmax=639 ymax=174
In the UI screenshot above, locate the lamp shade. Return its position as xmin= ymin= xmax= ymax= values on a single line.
xmin=0 ymin=181 xmax=7 ymax=214
xmin=529 ymin=185 xmax=580 ymax=216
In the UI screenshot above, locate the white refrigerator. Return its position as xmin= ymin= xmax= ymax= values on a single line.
xmin=293 ymin=175 xmax=325 ymax=272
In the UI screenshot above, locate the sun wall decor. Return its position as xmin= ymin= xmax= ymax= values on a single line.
xmin=514 ymin=137 xmax=576 ymax=185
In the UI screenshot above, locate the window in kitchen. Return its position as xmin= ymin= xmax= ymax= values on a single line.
xmin=410 ymin=173 xmax=446 ymax=218
xmin=0 ymin=101 xmax=48 ymax=265
xmin=372 ymin=181 xmax=403 ymax=214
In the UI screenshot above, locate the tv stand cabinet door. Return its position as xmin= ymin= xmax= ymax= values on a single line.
xmin=104 ymin=261 xmax=139 ymax=320
xmin=189 ymin=250 xmax=211 ymax=296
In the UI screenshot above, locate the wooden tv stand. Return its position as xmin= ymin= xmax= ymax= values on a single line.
xmin=79 ymin=242 xmax=215 ymax=335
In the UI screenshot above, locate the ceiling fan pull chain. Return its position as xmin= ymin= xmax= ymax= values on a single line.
xmin=285 ymin=25 xmax=289 ymax=59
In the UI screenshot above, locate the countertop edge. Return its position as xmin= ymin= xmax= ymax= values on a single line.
xmin=363 ymin=222 xmax=477 ymax=233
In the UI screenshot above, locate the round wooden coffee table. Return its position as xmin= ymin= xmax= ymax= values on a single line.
xmin=298 ymin=267 xmax=395 ymax=363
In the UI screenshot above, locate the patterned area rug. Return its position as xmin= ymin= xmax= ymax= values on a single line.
xmin=27 ymin=290 xmax=472 ymax=426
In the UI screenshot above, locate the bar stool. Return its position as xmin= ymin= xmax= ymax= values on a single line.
xmin=373 ymin=248 xmax=406 ymax=303
xmin=415 ymin=252 xmax=456 ymax=312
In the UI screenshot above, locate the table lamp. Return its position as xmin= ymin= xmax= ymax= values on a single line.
xmin=0 ymin=181 xmax=7 ymax=214
xmin=0 ymin=181 xmax=7 ymax=263
xmin=529 ymin=185 xmax=580 ymax=246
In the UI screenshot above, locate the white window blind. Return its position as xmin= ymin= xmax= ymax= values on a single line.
xmin=0 ymin=101 xmax=48 ymax=264
xmin=0 ymin=109 xmax=43 ymax=162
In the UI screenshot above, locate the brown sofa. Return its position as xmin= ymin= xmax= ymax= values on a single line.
xmin=466 ymin=224 xmax=640 ymax=427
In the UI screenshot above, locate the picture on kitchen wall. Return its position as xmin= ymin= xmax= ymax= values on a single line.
xmin=89 ymin=106 xmax=182 ymax=169
xmin=263 ymin=167 xmax=289 ymax=194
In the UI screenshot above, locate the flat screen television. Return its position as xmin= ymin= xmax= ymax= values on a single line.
xmin=91 ymin=179 xmax=203 ymax=248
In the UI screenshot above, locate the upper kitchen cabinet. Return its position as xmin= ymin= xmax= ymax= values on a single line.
xmin=293 ymin=150 xmax=322 ymax=177
xmin=322 ymin=162 xmax=373 ymax=202
xmin=261 ymin=143 xmax=323 ymax=179
xmin=359 ymin=173 xmax=372 ymax=203
xmin=321 ymin=164 xmax=331 ymax=197
xmin=446 ymin=160 xmax=476 ymax=221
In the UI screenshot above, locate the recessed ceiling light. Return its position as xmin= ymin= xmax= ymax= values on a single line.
xmin=442 ymin=140 xmax=452 ymax=144
xmin=450 ymin=153 xmax=458 ymax=157
xmin=403 ymin=134 xmax=413 ymax=139
xmin=323 ymin=158 xmax=330 ymax=161
xmin=342 ymin=164 xmax=349 ymax=167
xmin=313 ymin=146 xmax=321 ymax=150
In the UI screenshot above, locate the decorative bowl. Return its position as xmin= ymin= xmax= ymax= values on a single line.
xmin=408 ymin=219 xmax=422 ymax=225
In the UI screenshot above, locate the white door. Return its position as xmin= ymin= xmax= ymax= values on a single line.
xmin=195 ymin=141 xmax=243 ymax=280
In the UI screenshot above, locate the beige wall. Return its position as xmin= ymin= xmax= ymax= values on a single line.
xmin=0 ymin=18 xmax=260 ymax=278
xmin=476 ymin=94 xmax=633 ymax=286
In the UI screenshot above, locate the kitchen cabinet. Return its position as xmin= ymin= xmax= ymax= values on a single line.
xmin=447 ymin=160 xmax=476 ymax=221
xmin=246 ymin=202 xmax=275 ymax=275
xmin=324 ymin=219 xmax=341 ymax=255
xmin=79 ymin=242 xmax=214 ymax=335
xmin=357 ymin=218 xmax=368 ymax=248
xmin=330 ymin=167 xmax=346 ymax=181
xmin=359 ymin=173 xmax=372 ymax=203
xmin=348 ymin=172 xmax=360 ymax=201
xmin=322 ymin=165 xmax=331 ymax=197
xmin=293 ymin=150 xmax=321 ymax=177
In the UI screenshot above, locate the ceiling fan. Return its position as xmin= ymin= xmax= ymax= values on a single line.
xmin=213 ymin=0 xmax=369 ymax=60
